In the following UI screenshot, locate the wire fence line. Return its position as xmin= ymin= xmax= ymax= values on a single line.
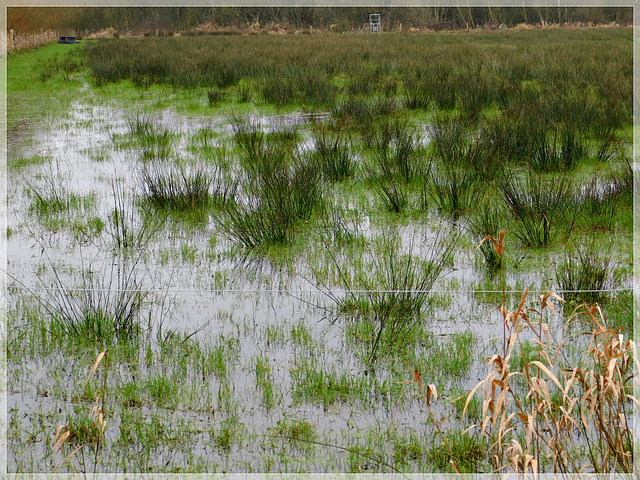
xmin=5 ymin=284 xmax=634 ymax=295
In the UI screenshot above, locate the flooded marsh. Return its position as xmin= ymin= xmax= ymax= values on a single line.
xmin=6 ymin=28 xmax=634 ymax=474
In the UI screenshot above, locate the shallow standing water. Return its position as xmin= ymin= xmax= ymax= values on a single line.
xmin=7 ymin=88 xmax=631 ymax=473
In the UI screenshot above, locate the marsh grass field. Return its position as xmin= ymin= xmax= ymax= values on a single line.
xmin=6 ymin=26 xmax=635 ymax=474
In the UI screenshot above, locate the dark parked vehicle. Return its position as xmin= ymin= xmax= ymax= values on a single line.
xmin=58 ymin=36 xmax=79 ymax=44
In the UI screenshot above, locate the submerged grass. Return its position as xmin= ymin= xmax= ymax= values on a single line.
xmin=414 ymin=331 xmax=476 ymax=381
xmin=17 ymin=254 xmax=147 ymax=352
xmin=255 ymin=354 xmax=276 ymax=409
xmin=10 ymin=154 xmax=51 ymax=172
xmin=427 ymin=430 xmax=487 ymax=473
xmin=270 ymin=418 xmax=318 ymax=448
xmin=124 ymin=112 xmax=176 ymax=161
xmin=28 ymin=186 xmax=95 ymax=220
xmin=314 ymin=228 xmax=459 ymax=363
xmin=25 ymin=164 xmax=97 ymax=223
xmin=290 ymin=357 xmax=378 ymax=409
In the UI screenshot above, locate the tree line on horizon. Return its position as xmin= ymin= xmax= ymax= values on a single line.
xmin=8 ymin=6 xmax=633 ymax=35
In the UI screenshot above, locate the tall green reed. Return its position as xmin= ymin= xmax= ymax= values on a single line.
xmin=500 ymin=171 xmax=575 ymax=248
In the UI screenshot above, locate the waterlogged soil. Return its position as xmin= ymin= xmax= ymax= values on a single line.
xmin=7 ymin=90 xmax=631 ymax=473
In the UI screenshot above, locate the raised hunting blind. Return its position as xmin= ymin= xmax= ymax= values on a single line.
xmin=369 ymin=14 xmax=381 ymax=32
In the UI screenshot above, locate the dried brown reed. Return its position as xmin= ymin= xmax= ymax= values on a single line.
xmin=460 ymin=239 xmax=637 ymax=474
xmin=51 ymin=350 xmax=108 ymax=474
xmin=406 ymin=367 xmax=463 ymax=475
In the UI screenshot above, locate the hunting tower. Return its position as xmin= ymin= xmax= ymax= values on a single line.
xmin=369 ymin=14 xmax=381 ymax=32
